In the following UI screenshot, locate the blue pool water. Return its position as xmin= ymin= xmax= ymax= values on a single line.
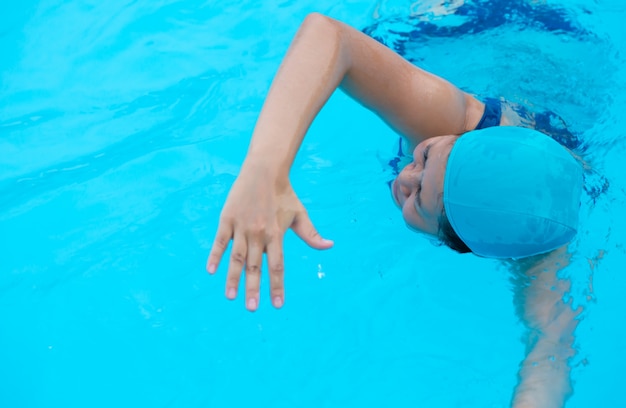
xmin=1 ymin=1 xmax=625 ymax=406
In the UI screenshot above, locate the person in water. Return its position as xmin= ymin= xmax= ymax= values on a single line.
xmin=206 ymin=12 xmax=583 ymax=308
xmin=207 ymin=13 xmax=585 ymax=407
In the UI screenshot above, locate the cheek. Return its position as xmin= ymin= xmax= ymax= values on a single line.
xmin=401 ymin=197 xmax=437 ymax=235
xmin=401 ymin=197 xmax=418 ymax=223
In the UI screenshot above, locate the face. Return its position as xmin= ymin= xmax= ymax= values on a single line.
xmin=391 ymin=135 xmax=458 ymax=236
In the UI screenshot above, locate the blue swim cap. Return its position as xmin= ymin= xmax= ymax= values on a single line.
xmin=443 ymin=127 xmax=583 ymax=259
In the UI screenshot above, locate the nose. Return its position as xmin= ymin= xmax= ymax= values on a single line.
xmin=395 ymin=162 xmax=420 ymax=202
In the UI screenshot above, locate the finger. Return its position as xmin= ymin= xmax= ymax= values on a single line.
xmin=225 ymin=233 xmax=247 ymax=301
xmin=266 ymin=238 xmax=285 ymax=309
xmin=245 ymin=239 xmax=264 ymax=312
xmin=207 ymin=223 xmax=234 ymax=274
xmin=291 ymin=210 xmax=334 ymax=250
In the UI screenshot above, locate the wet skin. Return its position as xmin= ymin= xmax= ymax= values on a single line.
xmin=391 ymin=135 xmax=458 ymax=235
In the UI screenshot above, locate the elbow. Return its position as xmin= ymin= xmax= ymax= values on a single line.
xmin=299 ymin=12 xmax=349 ymax=67
xmin=301 ymin=12 xmax=336 ymax=31
xmin=300 ymin=12 xmax=343 ymax=44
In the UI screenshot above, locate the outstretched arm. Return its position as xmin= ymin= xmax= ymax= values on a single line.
xmin=207 ymin=13 xmax=484 ymax=311
xmin=509 ymin=247 xmax=582 ymax=408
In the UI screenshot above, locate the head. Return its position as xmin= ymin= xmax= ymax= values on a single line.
xmin=391 ymin=135 xmax=470 ymax=252
xmin=392 ymin=127 xmax=583 ymax=258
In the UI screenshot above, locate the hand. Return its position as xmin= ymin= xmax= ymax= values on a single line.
xmin=206 ymin=164 xmax=333 ymax=311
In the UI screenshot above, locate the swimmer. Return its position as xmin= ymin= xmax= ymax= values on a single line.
xmin=207 ymin=14 xmax=585 ymax=407
xmin=206 ymin=12 xmax=583 ymax=309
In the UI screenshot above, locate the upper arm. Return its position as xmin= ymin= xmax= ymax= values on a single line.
xmin=511 ymin=246 xmax=574 ymax=331
xmin=330 ymin=17 xmax=484 ymax=143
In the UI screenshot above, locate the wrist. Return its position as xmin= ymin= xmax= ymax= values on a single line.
xmin=246 ymin=144 xmax=295 ymax=173
xmin=240 ymin=156 xmax=291 ymax=184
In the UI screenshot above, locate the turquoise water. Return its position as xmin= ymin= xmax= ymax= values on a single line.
xmin=1 ymin=1 xmax=625 ymax=406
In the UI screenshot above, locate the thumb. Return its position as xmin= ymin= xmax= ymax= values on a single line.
xmin=291 ymin=210 xmax=334 ymax=250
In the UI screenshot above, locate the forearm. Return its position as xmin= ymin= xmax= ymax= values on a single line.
xmin=246 ymin=13 xmax=349 ymax=175
xmin=512 ymin=335 xmax=575 ymax=408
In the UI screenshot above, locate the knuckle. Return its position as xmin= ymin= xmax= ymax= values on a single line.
xmin=248 ymin=225 xmax=265 ymax=239
xmin=248 ymin=219 xmax=271 ymax=236
xmin=231 ymin=251 xmax=245 ymax=265
xmin=246 ymin=263 xmax=261 ymax=274
xmin=213 ymin=236 xmax=229 ymax=251
xmin=227 ymin=275 xmax=240 ymax=288
xmin=269 ymin=261 xmax=284 ymax=276
xmin=266 ymin=227 xmax=282 ymax=242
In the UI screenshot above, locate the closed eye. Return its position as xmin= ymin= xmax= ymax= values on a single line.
xmin=414 ymin=144 xmax=432 ymax=210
